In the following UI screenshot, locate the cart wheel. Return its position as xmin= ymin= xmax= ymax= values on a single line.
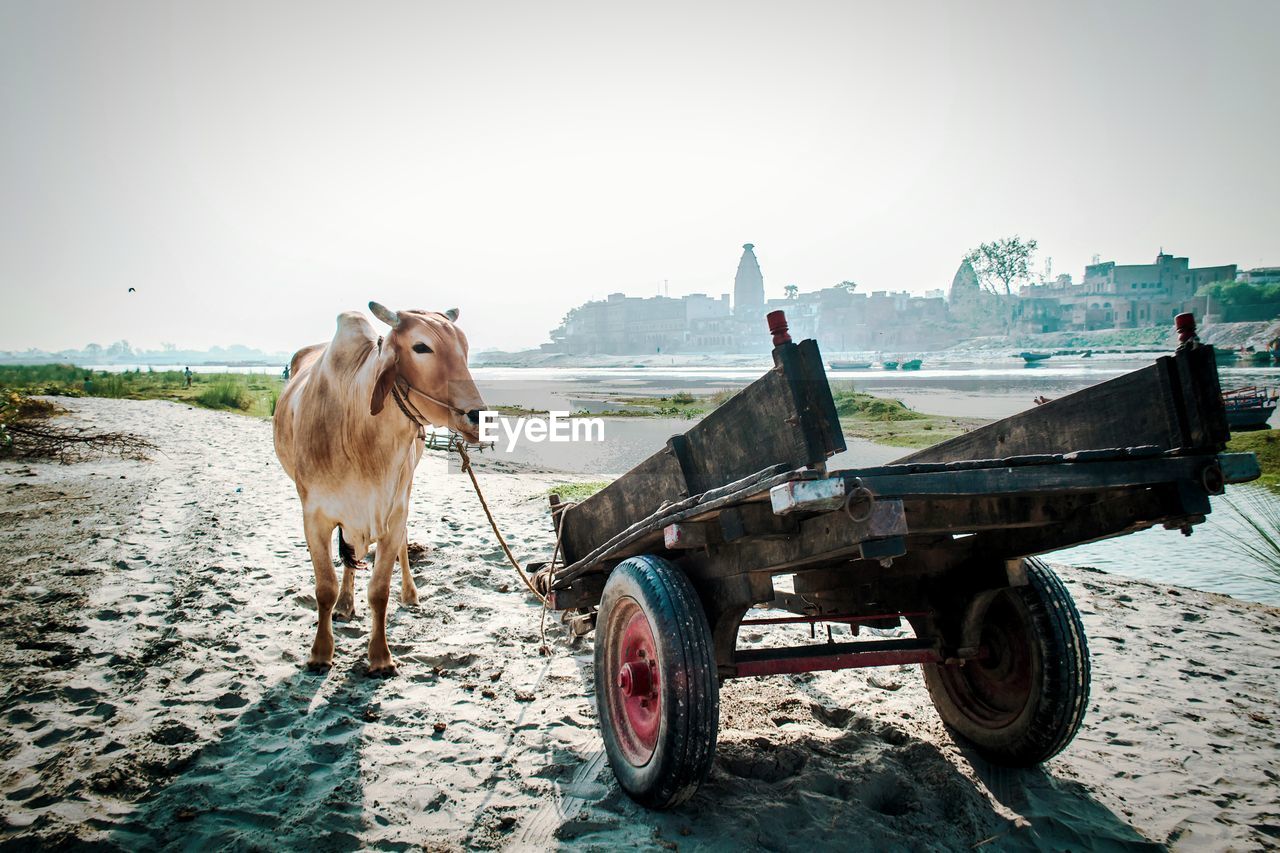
xmin=923 ymin=558 xmax=1090 ymax=766
xmin=594 ymin=555 xmax=719 ymax=809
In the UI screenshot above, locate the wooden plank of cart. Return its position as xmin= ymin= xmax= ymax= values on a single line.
xmin=537 ymin=310 xmax=1260 ymax=809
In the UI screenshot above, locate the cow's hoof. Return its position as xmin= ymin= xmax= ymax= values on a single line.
xmin=401 ymin=588 xmax=420 ymax=608
xmin=333 ymin=609 xmax=358 ymax=623
xmin=367 ymin=661 xmax=399 ymax=678
xmin=305 ymin=659 xmax=332 ymax=674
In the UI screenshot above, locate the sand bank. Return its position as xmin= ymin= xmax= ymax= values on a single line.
xmin=0 ymin=398 xmax=1276 ymax=850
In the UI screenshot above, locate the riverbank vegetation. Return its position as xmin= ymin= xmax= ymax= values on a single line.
xmin=1226 ymin=430 xmax=1280 ymax=489
xmin=829 ymin=388 xmax=987 ymax=448
xmin=576 ymin=385 xmax=988 ymax=449
xmin=1221 ymin=486 xmax=1280 ymax=590
xmin=546 ymin=481 xmax=611 ymax=502
xmin=574 ymin=390 xmax=731 ymax=419
xmin=0 ymin=364 xmax=282 ymax=418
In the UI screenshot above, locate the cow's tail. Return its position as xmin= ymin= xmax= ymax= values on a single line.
xmin=337 ymin=528 xmax=363 ymax=569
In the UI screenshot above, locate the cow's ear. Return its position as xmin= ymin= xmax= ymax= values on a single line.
xmin=444 ymin=307 xmax=459 ymax=322
xmin=370 ymin=358 xmax=397 ymax=416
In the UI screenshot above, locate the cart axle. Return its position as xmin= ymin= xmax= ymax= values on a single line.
xmin=729 ymin=638 xmax=956 ymax=678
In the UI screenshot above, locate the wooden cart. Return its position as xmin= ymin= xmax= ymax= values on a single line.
xmin=541 ymin=312 xmax=1260 ymax=808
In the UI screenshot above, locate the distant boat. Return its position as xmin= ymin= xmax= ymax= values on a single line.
xmin=1248 ymin=350 xmax=1271 ymax=365
xmin=829 ymin=360 xmax=873 ymax=370
xmin=882 ymin=361 xmax=899 ymax=370
xmin=632 ymin=363 xmax=647 ymax=368
xmin=1020 ymin=352 xmax=1052 ymax=363
xmin=900 ymin=359 xmax=923 ymax=370
xmin=1214 ymin=348 xmax=1239 ymax=364
xmin=1223 ymin=386 xmax=1277 ymax=430
xmin=1081 ymin=350 xmax=1093 ymax=359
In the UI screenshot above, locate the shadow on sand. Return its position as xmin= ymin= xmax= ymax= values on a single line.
xmin=966 ymin=755 xmax=1163 ymax=851
xmin=554 ymin=675 xmax=1167 ymax=852
xmin=106 ymin=664 xmax=380 ymax=851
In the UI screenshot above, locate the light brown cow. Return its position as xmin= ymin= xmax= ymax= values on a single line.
xmin=273 ymin=302 xmax=485 ymax=674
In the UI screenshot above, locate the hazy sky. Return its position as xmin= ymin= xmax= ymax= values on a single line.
xmin=2 ymin=1 xmax=1277 ymax=354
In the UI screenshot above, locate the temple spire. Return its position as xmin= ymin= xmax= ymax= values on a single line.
xmin=733 ymin=243 xmax=765 ymax=317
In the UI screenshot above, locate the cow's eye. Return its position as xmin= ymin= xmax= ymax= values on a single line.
xmin=412 ymin=343 xmax=432 ymax=354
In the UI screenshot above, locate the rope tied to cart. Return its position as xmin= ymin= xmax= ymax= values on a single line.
xmin=449 ymin=436 xmax=574 ymax=652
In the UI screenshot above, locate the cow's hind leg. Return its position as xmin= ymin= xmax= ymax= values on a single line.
xmin=304 ymin=514 xmax=339 ymax=671
xmin=334 ymin=528 xmax=360 ymax=622
xmin=399 ymin=538 xmax=419 ymax=607
xmin=367 ymin=528 xmax=403 ymax=676
xmin=334 ymin=562 xmax=359 ymax=622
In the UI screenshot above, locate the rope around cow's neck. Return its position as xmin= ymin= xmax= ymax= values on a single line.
xmin=376 ymin=333 xmax=468 ymax=420
xmin=390 ymin=379 xmax=467 ymax=435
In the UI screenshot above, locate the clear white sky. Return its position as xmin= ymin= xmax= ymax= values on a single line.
xmin=2 ymin=0 xmax=1277 ymax=353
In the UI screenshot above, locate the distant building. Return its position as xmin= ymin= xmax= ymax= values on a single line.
xmin=947 ymin=260 xmax=982 ymax=310
xmin=733 ymin=244 xmax=765 ymax=319
xmin=1059 ymin=251 xmax=1236 ymax=329
xmin=946 ymin=260 xmax=1014 ymax=333
xmin=547 ymin=243 xmax=970 ymax=355
xmin=548 ymin=291 xmax=732 ymax=354
xmin=1240 ymin=267 xmax=1280 ymax=285
xmin=1017 ymin=275 xmax=1074 ymax=333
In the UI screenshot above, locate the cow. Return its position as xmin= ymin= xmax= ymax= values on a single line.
xmin=273 ymin=302 xmax=485 ymax=675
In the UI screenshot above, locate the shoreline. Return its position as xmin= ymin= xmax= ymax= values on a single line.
xmin=1 ymin=398 xmax=1277 ymax=850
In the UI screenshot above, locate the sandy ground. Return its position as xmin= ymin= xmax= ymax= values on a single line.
xmin=0 ymin=398 xmax=1277 ymax=851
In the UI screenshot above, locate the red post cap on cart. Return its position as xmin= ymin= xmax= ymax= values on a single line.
xmin=1175 ymin=312 xmax=1197 ymax=342
xmin=767 ymin=310 xmax=792 ymax=346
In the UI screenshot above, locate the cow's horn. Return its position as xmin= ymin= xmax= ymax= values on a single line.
xmin=369 ymin=301 xmax=400 ymax=327
xmin=445 ymin=308 xmax=459 ymax=322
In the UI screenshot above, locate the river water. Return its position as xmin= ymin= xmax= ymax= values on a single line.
xmin=466 ymin=355 xmax=1280 ymax=606
xmin=92 ymin=356 xmax=1280 ymax=604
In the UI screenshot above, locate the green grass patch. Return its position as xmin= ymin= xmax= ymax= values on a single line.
xmin=1227 ymin=430 xmax=1280 ymax=489
xmin=596 ymin=388 xmax=746 ymax=419
xmin=592 ymin=384 xmax=989 ymax=449
xmin=548 ymin=481 xmax=611 ymax=502
xmin=831 ymin=390 xmax=924 ymax=421
xmin=0 ymin=363 xmax=282 ymax=419
xmin=828 ymin=387 xmax=988 ymax=448
xmin=197 ymin=378 xmax=253 ymax=411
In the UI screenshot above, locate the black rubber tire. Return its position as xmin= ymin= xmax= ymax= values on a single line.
xmin=923 ymin=557 xmax=1090 ymax=766
xmin=594 ymin=555 xmax=719 ymax=809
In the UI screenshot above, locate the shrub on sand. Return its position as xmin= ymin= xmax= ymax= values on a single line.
xmin=1221 ymin=486 xmax=1280 ymax=590
xmin=197 ymin=379 xmax=252 ymax=411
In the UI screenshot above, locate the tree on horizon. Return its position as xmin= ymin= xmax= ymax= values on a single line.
xmin=965 ymin=236 xmax=1039 ymax=296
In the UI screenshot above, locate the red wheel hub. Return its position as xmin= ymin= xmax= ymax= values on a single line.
xmin=606 ymin=599 xmax=661 ymax=765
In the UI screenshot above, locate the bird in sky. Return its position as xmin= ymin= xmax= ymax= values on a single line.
xmin=127 ymin=287 xmax=136 ymax=293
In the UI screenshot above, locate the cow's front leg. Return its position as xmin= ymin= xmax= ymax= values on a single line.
xmin=366 ymin=533 xmax=400 ymax=676
xmin=334 ymin=560 xmax=358 ymax=622
xmin=304 ymin=515 xmax=339 ymax=671
xmin=399 ymin=540 xmax=419 ymax=607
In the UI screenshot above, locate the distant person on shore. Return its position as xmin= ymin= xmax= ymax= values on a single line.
xmin=82 ymin=373 xmax=93 ymax=394
xmin=282 ymin=364 xmax=290 ymax=380
xmin=183 ymin=366 xmax=193 ymax=388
